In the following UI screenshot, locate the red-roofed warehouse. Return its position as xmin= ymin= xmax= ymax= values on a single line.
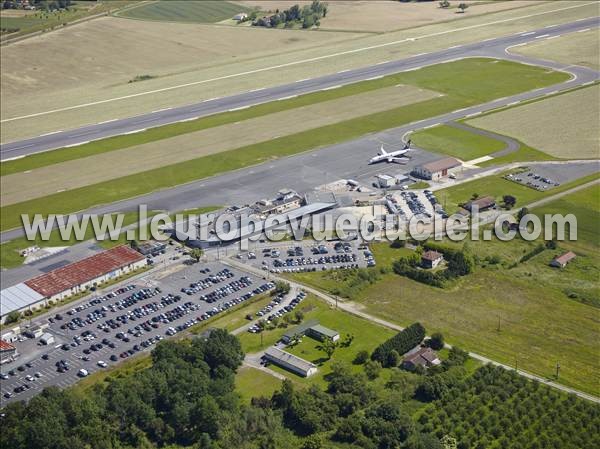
xmin=24 ymin=245 xmax=146 ymax=301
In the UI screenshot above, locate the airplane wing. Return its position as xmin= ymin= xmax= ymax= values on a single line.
xmin=380 ymin=145 xmax=388 ymax=156
xmin=387 ymin=157 xmax=409 ymax=164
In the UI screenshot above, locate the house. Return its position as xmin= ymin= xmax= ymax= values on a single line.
xmin=412 ymin=158 xmax=461 ymax=181
xmin=233 ymin=13 xmax=248 ymax=21
xmin=421 ymin=250 xmax=444 ymax=269
xmin=463 ymin=196 xmax=496 ymax=212
xmin=263 ymin=347 xmax=317 ymax=377
xmin=306 ymin=324 xmax=340 ymax=342
xmin=281 ymin=320 xmax=339 ymax=344
xmin=135 ymin=240 xmax=167 ymax=256
xmin=0 ymin=339 xmax=18 ymax=365
xmin=550 ymin=251 xmax=576 ymax=268
xmin=402 ymin=346 xmax=441 ymax=370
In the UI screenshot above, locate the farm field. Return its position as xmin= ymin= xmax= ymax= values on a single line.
xmin=511 ymin=28 xmax=600 ymax=71
xmin=116 ymin=0 xmax=251 ymax=23
xmin=467 ymin=85 xmax=600 ymax=159
xmin=0 ymin=1 xmax=136 ymax=38
xmin=410 ymin=124 xmax=507 ymax=161
xmin=1 ymin=84 xmax=441 ymax=205
xmin=238 ymin=0 xmax=539 ymax=33
xmin=1 ymin=0 xmax=595 ymax=142
xmin=291 ymin=241 xmax=599 ymax=395
xmin=0 ymin=58 xmax=570 ymax=231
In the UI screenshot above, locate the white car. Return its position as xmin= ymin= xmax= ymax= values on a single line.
xmin=25 ymin=374 xmax=34 ymax=381
xmin=97 ymin=361 xmax=108 ymax=368
xmin=78 ymin=369 xmax=89 ymax=377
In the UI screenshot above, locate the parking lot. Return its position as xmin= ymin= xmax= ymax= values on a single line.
xmin=388 ymin=190 xmax=449 ymax=220
xmin=0 ymin=261 xmax=273 ymax=407
xmin=236 ymin=240 xmax=375 ymax=274
xmin=504 ymin=163 xmax=599 ymax=192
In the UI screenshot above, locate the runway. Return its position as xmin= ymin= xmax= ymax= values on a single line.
xmin=1 ymin=16 xmax=598 ymax=160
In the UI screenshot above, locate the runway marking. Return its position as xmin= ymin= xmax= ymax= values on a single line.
xmin=577 ymin=28 xmax=591 ymax=32
xmin=465 ymin=112 xmax=481 ymax=118
xmin=546 ymin=35 xmax=560 ymax=40
xmin=39 ymin=130 xmax=63 ymax=137
xmin=64 ymin=141 xmax=90 ymax=147
xmin=376 ymin=60 xmax=390 ymax=65
xmin=544 ymin=24 xmax=558 ymax=28
xmin=535 ymin=34 xmax=550 ymax=39
xmin=583 ymin=81 xmax=595 ymax=86
xmin=507 ymin=101 xmax=520 ymax=106
xmin=482 ymin=38 xmax=495 ymax=42
xmin=277 ymin=95 xmax=298 ymax=101
xmin=2 ymin=1 xmax=595 ymax=123
xmin=97 ymin=119 xmax=117 ymax=125
xmin=412 ymin=52 xmax=428 ymax=57
xmin=152 ymin=107 xmax=172 ymax=113
xmin=496 ymin=97 xmax=508 ymax=101
xmin=546 ymin=90 xmax=559 ymax=96
xmin=248 ymin=87 xmax=266 ymax=92
xmin=228 ymin=105 xmax=250 ymax=111
xmin=202 ymin=97 xmax=220 ymax=102
xmin=423 ymin=123 xmax=440 ymax=129
xmin=295 ymin=78 xmax=310 ymax=83
xmin=448 ymin=45 xmax=461 ymax=49
xmin=123 ymin=128 xmax=147 ymax=134
xmin=365 ymin=75 xmax=383 ymax=81
xmin=321 ymin=85 xmax=342 ymax=91
xmin=520 ymin=31 xmax=536 ymax=36
xmin=403 ymin=66 xmax=422 ymax=72
xmin=337 ymin=69 xmax=350 ymax=74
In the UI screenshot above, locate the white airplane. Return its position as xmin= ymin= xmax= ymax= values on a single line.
xmin=368 ymin=145 xmax=411 ymax=165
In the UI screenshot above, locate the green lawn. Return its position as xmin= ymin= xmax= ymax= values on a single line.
xmin=0 ymin=59 xmax=569 ymax=232
xmin=438 ymin=171 xmax=600 ymax=212
xmin=411 ymin=124 xmax=507 ymax=160
xmin=116 ymin=0 xmax=250 ymax=23
xmin=238 ymin=294 xmax=396 ymax=387
xmin=235 ymin=366 xmax=283 ymax=403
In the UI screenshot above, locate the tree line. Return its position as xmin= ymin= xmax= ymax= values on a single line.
xmin=252 ymin=1 xmax=328 ymax=29
xmin=371 ymin=322 xmax=427 ymax=367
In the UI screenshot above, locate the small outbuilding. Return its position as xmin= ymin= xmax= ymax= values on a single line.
xmin=0 ymin=339 xmax=18 ymax=365
xmin=307 ymin=324 xmax=340 ymax=342
xmin=550 ymin=251 xmax=576 ymax=268
xmin=421 ymin=250 xmax=444 ymax=269
xmin=40 ymin=333 xmax=55 ymax=345
xmin=263 ymin=347 xmax=317 ymax=377
xmin=233 ymin=13 xmax=248 ymax=21
xmin=463 ymin=196 xmax=496 ymax=212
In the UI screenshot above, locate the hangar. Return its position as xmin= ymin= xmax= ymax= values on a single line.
xmin=412 ymin=157 xmax=461 ymax=181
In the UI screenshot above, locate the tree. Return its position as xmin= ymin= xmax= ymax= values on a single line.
xmin=458 ymin=3 xmax=469 ymax=13
xmin=364 ymin=360 xmax=382 ymax=380
xmin=4 ymin=310 xmax=21 ymax=324
xmin=503 ymin=195 xmax=517 ymax=209
xmin=353 ymin=350 xmax=369 ymax=365
xmin=439 ymin=0 xmax=450 ymax=8
xmin=391 ymin=238 xmax=406 ymax=248
xmin=294 ymin=310 xmax=305 ymax=323
xmin=517 ymin=207 xmax=529 ymax=221
xmin=129 ymin=239 xmax=139 ymax=249
xmin=318 ymin=337 xmax=338 ymax=360
xmin=341 ymin=333 xmax=354 ymax=348
xmin=387 ymin=349 xmax=401 ymax=367
xmin=189 ymin=248 xmax=203 ymax=263
xmin=274 ymin=281 xmax=291 ymax=295
xmin=429 ymin=333 xmax=445 ymax=350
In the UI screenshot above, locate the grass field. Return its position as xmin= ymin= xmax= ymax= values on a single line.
xmin=2 ymin=1 xmax=595 ymax=142
xmin=410 ymin=124 xmax=507 ymax=161
xmin=438 ymin=171 xmax=600 ymax=212
xmin=467 ymin=85 xmax=600 ymax=159
xmin=235 ymin=366 xmax=283 ymax=403
xmin=1 ymin=85 xmax=440 ymax=205
xmin=512 ymin=28 xmax=600 ymax=71
xmin=238 ymin=294 xmax=396 ymax=388
xmin=0 ymin=1 xmax=135 ymax=37
xmin=0 ymin=59 xmax=569 ymax=231
xmin=116 ymin=1 xmax=251 ymax=23
xmin=239 ymin=1 xmax=540 ymax=33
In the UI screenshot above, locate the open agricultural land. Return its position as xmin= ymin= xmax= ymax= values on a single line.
xmin=238 ymin=0 xmax=540 ymax=32
xmin=466 ymin=84 xmax=600 ymax=159
xmin=1 ymin=0 xmax=597 ymax=141
xmin=0 ymin=1 xmax=136 ymax=39
xmin=115 ymin=0 xmax=252 ymax=23
xmin=0 ymin=58 xmax=571 ymax=231
xmin=512 ymin=27 xmax=600 ymax=71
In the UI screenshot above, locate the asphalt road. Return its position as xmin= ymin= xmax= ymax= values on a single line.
xmin=0 ymin=256 xmax=275 ymax=407
xmin=1 ymin=16 xmax=598 ymax=160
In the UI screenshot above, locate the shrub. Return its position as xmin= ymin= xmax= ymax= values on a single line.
xmin=353 ymin=350 xmax=369 ymax=365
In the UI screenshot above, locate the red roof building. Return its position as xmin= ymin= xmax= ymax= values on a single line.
xmin=421 ymin=250 xmax=444 ymax=269
xmin=550 ymin=251 xmax=576 ymax=268
xmin=25 ymin=245 xmax=146 ymax=299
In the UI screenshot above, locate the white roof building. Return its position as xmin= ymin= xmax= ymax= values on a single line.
xmin=1 ymin=283 xmax=46 ymax=320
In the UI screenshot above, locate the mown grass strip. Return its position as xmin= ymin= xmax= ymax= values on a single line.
xmin=0 ymin=60 xmax=569 ymax=231
xmin=1 ymin=58 xmax=567 ymax=177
